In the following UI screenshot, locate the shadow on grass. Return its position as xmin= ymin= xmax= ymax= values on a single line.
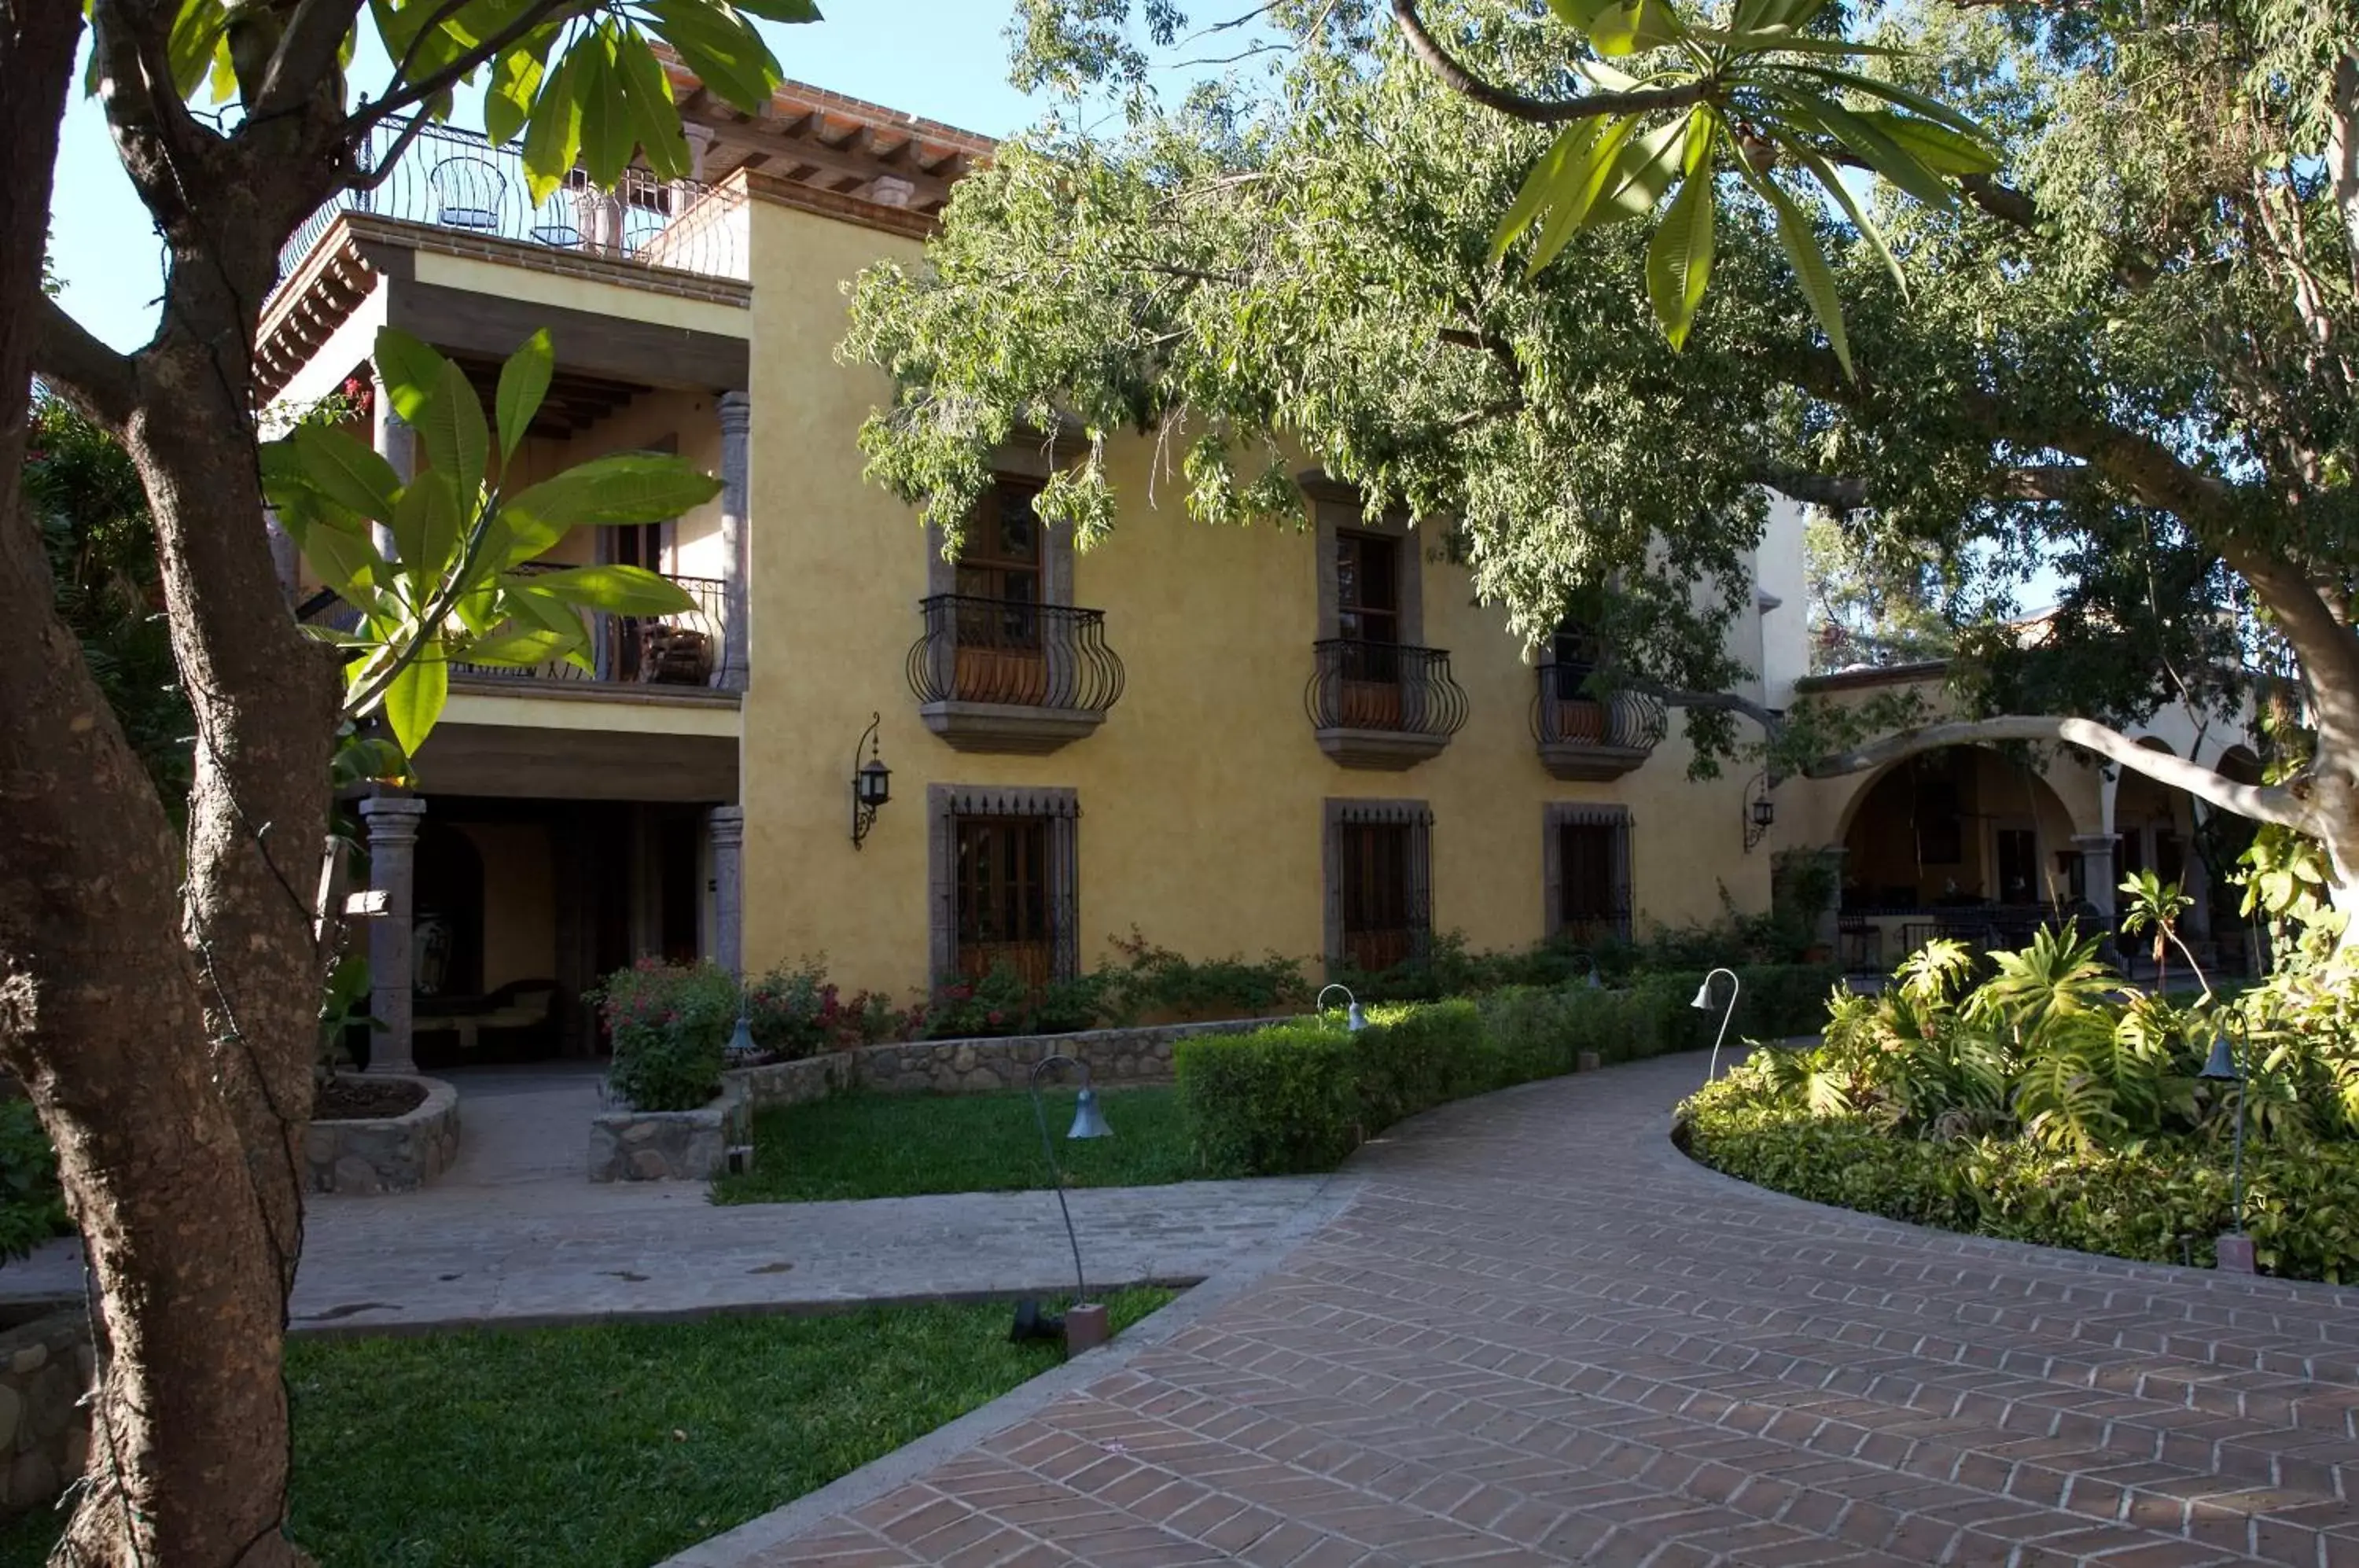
xmin=0 ymin=1290 xmax=1176 ymax=1568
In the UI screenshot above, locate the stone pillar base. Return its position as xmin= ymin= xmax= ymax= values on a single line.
xmin=2215 ymin=1233 xmax=2256 ymax=1274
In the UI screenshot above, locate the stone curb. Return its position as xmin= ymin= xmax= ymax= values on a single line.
xmin=653 ymin=1172 xmax=1367 ymax=1568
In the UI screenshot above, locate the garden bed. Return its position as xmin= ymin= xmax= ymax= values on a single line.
xmin=0 ymin=1291 xmax=1176 ymax=1568
xmin=1675 ymin=929 xmax=2359 ymax=1284
xmin=304 ymin=1074 xmax=459 ymax=1195
xmin=590 ymin=1079 xmax=750 ymax=1183
xmin=315 ymin=1075 xmax=426 ymax=1121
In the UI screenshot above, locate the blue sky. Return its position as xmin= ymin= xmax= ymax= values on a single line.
xmin=48 ymin=3 xmax=1061 ymax=352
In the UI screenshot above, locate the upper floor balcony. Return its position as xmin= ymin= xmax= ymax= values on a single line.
xmin=906 ymin=594 xmax=1126 ymax=753
xmin=301 ymin=563 xmax=736 ymax=699
xmin=1305 ymin=639 xmax=1469 ymax=770
xmin=278 ymin=116 xmax=749 ymax=289
xmin=1531 ymin=666 xmax=1666 ymax=780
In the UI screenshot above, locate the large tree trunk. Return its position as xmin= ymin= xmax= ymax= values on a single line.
xmin=1 ymin=1 xmax=340 ymax=1560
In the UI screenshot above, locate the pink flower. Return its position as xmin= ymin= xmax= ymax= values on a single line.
xmin=988 ymin=1010 xmax=1005 ymax=1025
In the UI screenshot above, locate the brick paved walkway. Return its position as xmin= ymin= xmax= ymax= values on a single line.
xmin=698 ymin=1053 xmax=2359 ymax=1568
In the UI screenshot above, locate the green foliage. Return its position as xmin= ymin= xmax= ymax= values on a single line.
xmin=154 ymin=0 xmax=818 ymax=204
xmin=848 ymin=0 xmax=2353 ymax=782
xmin=1096 ymin=929 xmax=1311 ymax=1024
xmin=916 ymin=962 xmax=1102 ymax=1040
xmin=20 ymin=396 xmax=192 ymax=817
xmin=0 ymin=1101 xmax=68 ymax=1268
xmin=1176 ymin=1020 xmax=1364 ymax=1176
xmin=264 ymin=328 xmax=718 ymax=760
xmin=1682 ymin=928 xmax=2359 ymax=1281
xmin=1684 ymin=1084 xmax=2359 ymax=1284
xmin=1485 ymin=0 xmax=2002 ymax=370
xmin=1802 ymin=513 xmax=1956 ymax=673
xmin=1177 ymin=963 xmax=1841 ymax=1175
xmin=589 ymin=960 xmax=736 ymax=1111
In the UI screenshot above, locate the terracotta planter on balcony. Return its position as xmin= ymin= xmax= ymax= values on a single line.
xmin=1339 ymin=679 xmax=1405 ymax=728
xmin=954 ymin=644 xmax=1050 ymax=705
xmin=1553 ymin=698 xmax=1608 ymax=742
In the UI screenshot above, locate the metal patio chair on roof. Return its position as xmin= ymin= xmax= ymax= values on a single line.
xmin=527 ymin=189 xmax=582 ymax=248
xmin=429 ymin=156 xmax=506 ymax=232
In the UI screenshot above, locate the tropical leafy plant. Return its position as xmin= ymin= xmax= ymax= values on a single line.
xmin=1474 ymin=0 xmax=2001 ymax=370
xmin=263 ymin=327 xmax=719 ymax=760
xmin=2119 ymin=869 xmax=2202 ymax=999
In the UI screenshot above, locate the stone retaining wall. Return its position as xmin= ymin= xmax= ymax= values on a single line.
xmin=306 ymin=1075 xmax=461 ymax=1194
xmin=0 ymin=1310 xmax=91 ymax=1520
xmin=730 ymin=1016 xmax=1280 ymax=1111
xmin=591 ymin=1078 xmax=752 ymax=1182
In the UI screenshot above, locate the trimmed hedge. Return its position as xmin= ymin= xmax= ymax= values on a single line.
xmin=1681 ymin=1085 xmax=2359 ymax=1283
xmin=1175 ymin=963 xmax=1842 ymax=1176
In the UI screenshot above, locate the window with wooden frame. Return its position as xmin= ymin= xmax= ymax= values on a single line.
xmin=1544 ymin=803 xmax=1632 ymax=946
xmin=1334 ymin=532 xmax=1404 ymax=724
xmin=1324 ymin=800 xmax=1432 ymax=973
xmin=949 ymin=478 xmax=1048 ymax=702
xmin=955 ymin=477 xmax=1044 ymax=606
xmin=929 ymin=785 xmax=1079 ymax=986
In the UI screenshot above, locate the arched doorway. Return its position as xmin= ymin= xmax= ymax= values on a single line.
xmin=1836 ymin=745 xmax=2082 ymax=968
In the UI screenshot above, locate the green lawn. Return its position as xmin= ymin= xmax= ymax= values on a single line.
xmin=0 ymin=1291 xmax=1172 ymax=1568
xmin=712 ymin=1085 xmax=1203 ymax=1205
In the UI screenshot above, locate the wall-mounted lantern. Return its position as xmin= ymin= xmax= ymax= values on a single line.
xmin=1743 ymin=772 xmax=1777 ymax=853
xmin=851 ymin=712 xmax=892 ymax=849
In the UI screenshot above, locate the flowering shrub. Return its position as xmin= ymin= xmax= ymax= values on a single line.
xmin=589 ymin=960 xmax=736 ymax=1111
xmin=918 ymin=963 xmax=1036 ymax=1040
xmin=742 ymin=957 xmax=909 ymax=1060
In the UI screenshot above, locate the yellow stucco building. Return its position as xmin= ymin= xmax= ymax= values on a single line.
xmin=260 ymin=76 xmax=2244 ymax=1069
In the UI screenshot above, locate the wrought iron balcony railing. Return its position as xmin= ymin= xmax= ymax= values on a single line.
xmin=1305 ymin=639 xmax=1469 ymax=769
xmin=299 ymin=563 xmax=733 ymax=691
xmin=278 ymin=117 xmax=749 ymax=287
xmin=1530 ymin=665 xmax=1667 ymax=780
xmin=906 ymin=595 xmax=1125 ymax=753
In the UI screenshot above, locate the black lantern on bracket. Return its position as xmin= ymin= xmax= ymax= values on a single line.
xmin=850 ymin=712 xmax=891 ymax=849
xmin=1743 ymin=771 xmax=1777 ymax=852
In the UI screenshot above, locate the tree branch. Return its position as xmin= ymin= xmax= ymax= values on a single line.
xmin=251 ymin=0 xmax=363 ymax=121
xmin=1390 ymin=0 xmax=1713 ymax=123
xmin=2329 ymin=52 xmax=2359 ymax=300
xmin=1630 ymin=678 xmax=1788 ymax=738
xmin=1755 ymin=466 xmax=1867 ymax=510
xmin=1805 ymin=714 xmax=2306 ymax=828
xmin=31 ymin=295 xmax=139 ymax=430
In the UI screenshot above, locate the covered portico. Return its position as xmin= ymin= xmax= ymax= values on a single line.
xmin=357 ymin=693 xmax=743 ymax=1073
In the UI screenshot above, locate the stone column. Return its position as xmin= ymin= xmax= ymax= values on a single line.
xmin=708 ymin=805 xmax=745 ymax=980
xmin=1812 ymin=846 xmax=1846 ymax=951
xmin=370 ymin=375 xmax=414 ymax=564
xmin=362 ymin=796 xmax=427 ymax=1075
xmin=716 ymin=392 xmax=752 ymax=692
xmin=2073 ymin=833 xmax=2119 ymax=926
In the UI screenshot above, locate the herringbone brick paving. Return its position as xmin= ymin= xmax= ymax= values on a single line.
xmin=734 ymin=1054 xmax=2359 ymax=1566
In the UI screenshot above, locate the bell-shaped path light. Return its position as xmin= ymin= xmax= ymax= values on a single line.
xmin=1013 ymin=1053 xmax=1116 ymax=1352
xmin=1692 ymin=967 xmax=1741 ymax=1082
xmin=2199 ymin=1021 xmax=2253 ymax=1271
